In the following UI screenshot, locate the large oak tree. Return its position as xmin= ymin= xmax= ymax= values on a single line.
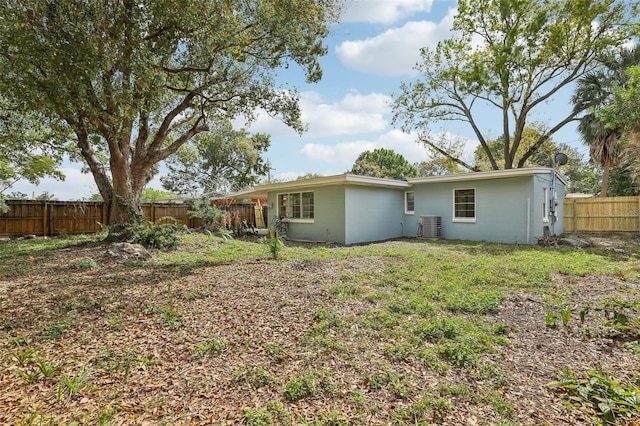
xmin=0 ymin=0 xmax=339 ymax=235
xmin=392 ymin=0 xmax=632 ymax=171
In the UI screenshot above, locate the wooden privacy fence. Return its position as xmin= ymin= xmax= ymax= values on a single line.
xmin=0 ymin=200 xmax=258 ymax=238
xmin=563 ymin=196 xmax=640 ymax=233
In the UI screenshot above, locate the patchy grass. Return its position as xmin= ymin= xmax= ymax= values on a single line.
xmin=0 ymin=234 xmax=639 ymax=425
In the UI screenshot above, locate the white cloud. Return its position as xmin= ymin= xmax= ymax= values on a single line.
xmin=340 ymin=0 xmax=434 ymax=25
xmin=9 ymin=167 xmax=98 ymax=201
xmin=336 ymin=9 xmax=456 ymax=76
xmin=245 ymin=91 xmax=391 ymax=138
xmin=300 ymin=129 xmax=430 ymax=166
xmin=300 ymin=128 xmax=480 ymax=168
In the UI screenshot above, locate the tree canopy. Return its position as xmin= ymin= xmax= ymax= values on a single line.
xmin=392 ymin=0 xmax=632 ymax=171
xmin=161 ymin=122 xmax=270 ymax=197
xmin=0 ymin=0 xmax=339 ymax=234
xmin=349 ymin=148 xmax=418 ymax=179
xmin=0 ymin=97 xmax=67 ymax=212
xmin=572 ymin=46 xmax=640 ymax=196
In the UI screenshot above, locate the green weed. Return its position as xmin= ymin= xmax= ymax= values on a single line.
xmin=264 ymin=343 xmax=287 ymax=364
xmin=194 ymin=336 xmax=225 ymax=357
xmin=57 ymin=368 xmax=90 ymax=400
xmin=69 ymin=258 xmax=98 ymax=270
xmin=550 ymin=369 xmax=640 ymax=424
xmin=283 ymin=370 xmax=333 ymax=402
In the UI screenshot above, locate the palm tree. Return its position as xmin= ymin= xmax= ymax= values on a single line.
xmin=572 ymin=46 xmax=640 ymax=197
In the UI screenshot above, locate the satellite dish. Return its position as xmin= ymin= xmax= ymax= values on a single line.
xmin=554 ymin=152 xmax=568 ymax=166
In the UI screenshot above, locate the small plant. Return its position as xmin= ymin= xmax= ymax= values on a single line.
xmin=194 ymin=336 xmax=225 ymax=357
xmin=561 ymin=308 xmax=572 ymax=328
xmin=244 ymin=402 xmax=290 ymax=426
xmin=263 ymin=227 xmax=284 ymax=260
xmin=146 ymin=305 xmax=185 ymax=329
xmin=264 ymin=343 xmax=286 ymax=364
xmin=69 ymin=258 xmax=98 ymax=270
xmin=545 ymin=311 xmax=559 ymax=328
xmin=234 ymin=365 xmax=275 ymax=388
xmin=12 ymin=340 xmax=36 ymax=366
xmin=550 ymin=369 xmax=640 ymax=424
xmin=391 ymin=393 xmax=451 ymax=424
xmin=35 ymin=357 xmax=63 ymax=379
xmin=41 ymin=317 xmax=75 ymax=339
xmin=270 ymin=216 xmax=288 ymax=237
xmin=283 ymin=373 xmax=315 ymax=401
xmin=57 ymin=368 xmax=90 ymax=400
xmin=283 ymin=370 xmax=332 ymax=402
xmin=244 ymin=408 xmax=273 ymax=426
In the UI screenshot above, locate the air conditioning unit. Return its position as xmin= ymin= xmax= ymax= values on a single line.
xmin=420 ymin=215 xmax=442 ymax=238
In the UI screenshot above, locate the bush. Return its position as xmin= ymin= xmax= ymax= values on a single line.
xmin=126 ymin=218 xmax=186 ymax=249
xmin=188 ymin=197 xmax=227 ymax=232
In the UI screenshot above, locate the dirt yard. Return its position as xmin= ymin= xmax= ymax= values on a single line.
xmin=0 ymin=233 xmax=639 ymax=425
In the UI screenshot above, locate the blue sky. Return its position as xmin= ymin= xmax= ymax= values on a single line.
xmin=13 ymin=0 xmax=585 ymax=200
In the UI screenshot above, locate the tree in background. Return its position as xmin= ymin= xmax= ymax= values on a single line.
xmin=473 ymin=126 xmax=558 ymax=171
xmin=350 ymin=148 xmax=418 ymax=180
xmin=161 ymin=122 xmax=270 ymax=197
xmin=0 ymin=1 xmax=339 ymax=237
xmin=415 ymin=134 xmax=466 ymax=176
xmin=0 ymin=98 xmax=67 ymax=213
xmin=392 ymin=0 xmax=631 ymax=171
xmin=296 ymin=173 xmax=325 ymax=180
xmin=598 ymin=64 xmax=640 ymax=192
xmin=572 ymin=47 xmax=640 ymax=197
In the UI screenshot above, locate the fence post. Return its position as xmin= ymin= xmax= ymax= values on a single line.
xmin=43 ymin=201 xmax=48 ymax=237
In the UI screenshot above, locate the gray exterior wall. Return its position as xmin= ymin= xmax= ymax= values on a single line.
xmin=344 ymin=186 xmax=406 ymax=244
xmin=410 ymin=173 xmax=564 ymax=244
xmin=267 ymin=185 xmax=346 ymax=243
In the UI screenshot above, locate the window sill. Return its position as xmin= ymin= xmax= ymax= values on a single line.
xmin=284 ymin=218 xmax=314 ymax=224
xmin=452 ymin=218 xmax=476 ymax=223
xmin=405 ymin=211 xmax=415 ymax=215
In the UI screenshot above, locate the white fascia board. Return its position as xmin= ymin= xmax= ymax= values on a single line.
xmin=232 ymin=173 xmax=411 ymax=199
xmin=408 ymin=168 xmax=564 ymax=184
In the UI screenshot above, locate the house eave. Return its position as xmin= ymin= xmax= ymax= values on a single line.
xmin=230 ymin=168 xmax=567 ymax=200
xmin=230 ymin=173 xmax=410 ymax=199
xmin=408 ymin=168 xmax=568 ymax=186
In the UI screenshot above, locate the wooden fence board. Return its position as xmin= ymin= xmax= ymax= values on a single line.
xmin=563 ymin=196 xmax=640 ymax=233
xmin=7 ymin=196 xmax=637 ymax=237
xmin=0 ymin=200 xmax=257 ymax=237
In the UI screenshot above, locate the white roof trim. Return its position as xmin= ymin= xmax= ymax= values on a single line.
xmin=230 ymin=173 xmax=410 ymax=199
xmin=231 ymin=168 xmax=567 ymax=200
xmin=409 ymin=167 xmax=568 ymax=185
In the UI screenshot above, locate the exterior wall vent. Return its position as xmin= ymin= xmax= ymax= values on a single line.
xmin=420 ymin=215 xmax=442 ymax=238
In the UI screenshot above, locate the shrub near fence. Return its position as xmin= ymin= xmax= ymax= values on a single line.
xmin=564 ymin=196 xmax=640 ymax=233
xmin=0 ymin=200 xmax=257 ymax=238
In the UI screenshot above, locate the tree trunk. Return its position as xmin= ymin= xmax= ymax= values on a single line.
xmin=600 ymin=157 xmax=611 ymax=197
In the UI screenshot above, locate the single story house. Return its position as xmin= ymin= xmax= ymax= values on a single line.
xmin=233 ymin=168 xmax=566 ymax=245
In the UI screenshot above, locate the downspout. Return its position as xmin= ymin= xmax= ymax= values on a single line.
xmin=526 ymin=198 xmax=530 ymax=244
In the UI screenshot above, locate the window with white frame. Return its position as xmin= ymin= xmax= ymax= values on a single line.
xmin=278 ymin=191 xmax=314 ymax=220
xmin=405 ymin=191 xmax=415 ymax=214
xmin=453 ymin=188 xmax=475 ymax=221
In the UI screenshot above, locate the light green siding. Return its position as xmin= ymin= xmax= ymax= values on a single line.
xmin=261 ymin=170 xmax=565 ymax=245
xmin=344 ymin=186 xmax=405 ymax=244
xmin=268 ymin=185 xmax=346 ymax=243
